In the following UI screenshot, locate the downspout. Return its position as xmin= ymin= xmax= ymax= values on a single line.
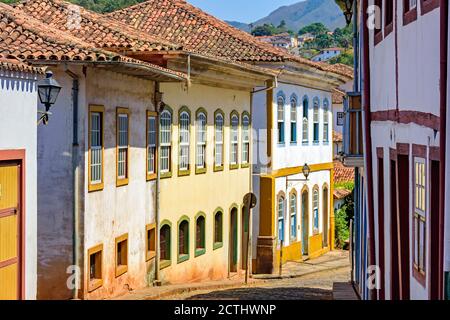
xmin=154 ymin=82 xmax=162 ymax=286
xmin=252 ymin=76 xmax=278 ymax=94
xmin=362 ymin=0 xmax=376 ymax=300
xmin=439 ymin=0 xmax=448 ymax=300
xmin=65 ymin=67 xmax=80 ymax=300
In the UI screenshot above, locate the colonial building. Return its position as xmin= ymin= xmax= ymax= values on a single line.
xmin=0 ymin=55 xmax=43 ymax=299
xmin=340 ymin=0 xmax=449 ymax=300
xmin=108 ymin=0 xmax=352 ymax=276
xmin=312 ymin=48 xmax=345 ymax=62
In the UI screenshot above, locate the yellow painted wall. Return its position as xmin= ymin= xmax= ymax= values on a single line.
xmin=159 ymin=83 xmax=251 ymax=283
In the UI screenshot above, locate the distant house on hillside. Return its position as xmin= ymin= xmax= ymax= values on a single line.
xmin=312 ymin=48 xmax=344 ymax=62
xmin=255 ymin=33 xmax=298 ymax=50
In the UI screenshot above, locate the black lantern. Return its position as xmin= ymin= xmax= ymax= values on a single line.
xmin=302 ymin=163 xmax=311 ymax=180
xmin=335 ymin=0 xmax=355 ymax=26
xmin=37 ymin=70 xmax=62 ymax=125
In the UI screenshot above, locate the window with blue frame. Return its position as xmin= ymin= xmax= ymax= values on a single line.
xmin=302 ymin=96 xmax=309 ymax=143
xmin=290 ymin=95 xmax=297 ymax=143
xmin=290 ymin=192 xmax=297 ymax=239
xmin=323 ymin=99 xmax=329 ymax=143
xmin=313 ymin=187 xmax=319 ymax=232
xmin=277 ymin=195 xmax=285 ymax=242
xmin=277 ymin=96 xmax=285 ymax=144
xmin=313 ymin=98 xmax=320 ymax=143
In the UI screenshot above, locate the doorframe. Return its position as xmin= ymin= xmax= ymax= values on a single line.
xmin=228 ymin=205 xmax=239 ymax=274
xmin=0 ymin=149 xmax=25 ymax=300
xmin=322 ymin=184 xmax=329 ymax=248
xmin=301 ymin=186 xmax=309 ymax=256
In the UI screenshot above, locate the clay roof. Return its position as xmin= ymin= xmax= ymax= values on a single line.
xmin=333 ymin=130 xmax=343 ymax=142
xmin=333 ymin=188 xmax=352 ymax=200
xmin=0 ymin=3 xmax=187 ymax=81
xmin=107 ymin=0 xmax=352 ymax=78
xmin=334 ymin=160 xmax=355 ymax=183
xmin=332 ymin=88 xmax=345 ymax=104
xmin=13 ymin=0 xmax=180 ymax=53
xmin=322 ymin=63 xmax=354 ymax=79
xmin=0 ymin=54 xmax=44 ymax=74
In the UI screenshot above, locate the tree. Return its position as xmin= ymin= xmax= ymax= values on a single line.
xmin=251 ymin=24 xmax=277 ymax=36
xmin=313 ymin=33 xmax=334 ymax=49
xmin=328 ymin=50 xmax=354 ymax=66
xmin=298 ymin=22 xmax=329 ymax=36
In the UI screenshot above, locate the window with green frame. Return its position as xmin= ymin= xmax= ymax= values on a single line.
xmin=178 ymin=219 xmax=189 ymax=263
xmin=160 ymin=224 xmax=171 ymax=268
xmin=214 ymin=210 xmax=223 ymax=249
xmin=195 ymin=215 xmax=206 ymax=256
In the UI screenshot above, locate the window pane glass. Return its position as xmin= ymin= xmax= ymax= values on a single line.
xmin=91 ymin=112 xmax=102 ymax=183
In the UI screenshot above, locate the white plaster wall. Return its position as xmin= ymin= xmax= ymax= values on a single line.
xmin=0 ymin=69 xmax=38 ymax=299
xmin=333 ymin=103 xmax=344 ymax=135
xmin=274 ymin=170 xmax=331 ymax=248
xmin=312 ymin=50 xmax=342 ymax=62
xmin=272 ymin=83 xmax=333 ymax=170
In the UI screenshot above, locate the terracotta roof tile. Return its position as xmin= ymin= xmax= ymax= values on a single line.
xmin=332 ymin=88 xmax=345 ymax=104
xmin=107 ymin=0 xmax=352 ymax=78
xmin=0 ymin=3 xmax=187 ymax=80
xmin=13 ymin=0 xmax=181 ymax=53
xmin=0 ymin=54 xmax=44 ymax=74
xmin=333 ymin=188 xmax=352 ymax=200
xmin=333 ymin=130 xmax=343 ymax=142
xmin=334 ymin=160 xmax=355 ymax=183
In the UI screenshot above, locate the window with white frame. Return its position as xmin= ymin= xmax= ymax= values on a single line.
xmin=277 ymin=96 xmax=285 ymax=144
xmin=242 ymin=114 xmax=250 ymax=164
xmin=179 ymin=111 xmax=190 ymax=171
xmin=323 ymin=99 xmax=329 ymax=143
xmin=290 ymin=97 xmax=297 ymax=143
xmin=196 ymin=111 xmax=207 ymax=169
xmin=230 ymin=114 xmax=239 ymax=166
xmin=278 ymin=195 xmax=285 ymax=242
xmin=90 ymin=110 xmax=102 ymax=185
xmin=413 ymin=157 xmax=426 ymax=275
xmin=290 ymin=192 xmax=297 ymax=239
xmin=160 ymin=110 xmax=172 ymax=173
xmin=302 ymin=96 xmax=309 ymax=143
xmin=214 ymin=112 xmax=224 ymax=168
xmin=147 ymin=113 xmax=156 ymax=176
xmin=313 ymin=98 xmax=320 ymax=143
xmin=117 ymin=110 xmax=129 ymax=181
xmin=313 ymin=187 xmax=319 ymax=232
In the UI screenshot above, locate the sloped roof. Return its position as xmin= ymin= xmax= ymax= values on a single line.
xmin=334 ymin=188 xmax=352 ymax=200
xmin=0 ymin=54 xmax=44 ymax=74
xmin=0 ymin=3 xmax=187 ymax=81
xmin=108 ymin=0 xmax=352 ymax=78
xmin=13 ymin=0 xmax=180 ymax=53
xmin=332 ymin=88 xmax=345 ymax=104
xmin=334 ymin=160 xmax=355 ymax=183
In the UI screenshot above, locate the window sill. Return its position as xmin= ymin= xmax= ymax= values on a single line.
xmin=214 ymin=165 xmax=224 ymax=172
xmin=277 ymin=143 xmax=286 ymax=147
xmin=412 ymin=265 xmax=426 ymax=287
xmin=290 ymin=141 xmax=297 ymax=146
xmin=88 ymin=182 xmax=104 ymax=193
xmin=88 ymin=279 xmax=103 ymax=292
xmin=177 ymin=254 xmax=189 ymax=264
xmin=213 ymin=242 xmax=223 ymax=250
xmin=323 ymin=141 xmax=329 ymax=145
xmin=240 ymin=163 xmax=250 ymax=169
xmin=302 ymin=141 xmax=309 ymax=146
xmin=195 ymin=248 xmax=206 ymax=257
xmin=403 ymin=8 xmax=418 ymax=26
xmin=178 ymin=169 xmax=191 ymax=177
xmin=160 ymin=259 xmax=171 ymax=270
xmin=384 ymin=22 xmax=393 ymax=37
xmin=146 ymin=251 xmax=156 ymax=262
xmin=313 ymin=141 xmax=320 ymax=146
xmin=115 ymin=264 xmax=128 ymax=277
xmin=160 ymin=172 xmax=172 ymax=179
xmin=146 ymin=173 xmax=157 ymax=181
xmin=421 ymin=0 xmax=440 ymax=15
xmin=229 ymin=164 xmax=239 ymax=170
xmin=116 ymin=178 xmax=129 ymax=187
xmin=195 ymin=167 xmax=207 ymax=175
xmin=374 ymin=31 xmax=383 ymax=46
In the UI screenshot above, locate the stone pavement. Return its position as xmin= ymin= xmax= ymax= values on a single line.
xmin=114 ymin=250 xmax=351 ymax=300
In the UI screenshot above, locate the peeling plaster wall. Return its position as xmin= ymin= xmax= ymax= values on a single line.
xmin=0 ymin=69 xmax=38 ymax=299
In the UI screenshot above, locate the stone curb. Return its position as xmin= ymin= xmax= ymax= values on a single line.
xmin=252 ymin=262 xmax=349 ymax=280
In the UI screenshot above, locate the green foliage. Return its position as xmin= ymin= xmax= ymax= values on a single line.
xmin=250 ymin=21 xmax=293 ymax=37
xmin=334 ymin=181 xmax=355 ymax=191
xmin=335 ymin=206 xmax=349 ymax=249
xmin=328 ymin=50 xmax=354 ymax=66
xmin=299 ymin=22 xmax=329 ymax=36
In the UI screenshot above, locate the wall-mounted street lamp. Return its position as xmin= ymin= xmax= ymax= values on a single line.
xmin=37 ymin=70 xmax=62 ymax=125
xmin=285 ymin=163 xmax=311 ymax=190
xmin=335 ymin=0 xmax=355 ymax=26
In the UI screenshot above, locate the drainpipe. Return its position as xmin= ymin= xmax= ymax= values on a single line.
xmin=65 ymin=67 xmax=80 ymax=300
xmin=361 ymin=0 xmax=376 ymax=301
xmin=154 ymin=82 xmax=162 ymax=286
xmin=439 ymin=0 xmax=448 ymax=300
xmin=251 ymin=76 xmax=278 ymax=94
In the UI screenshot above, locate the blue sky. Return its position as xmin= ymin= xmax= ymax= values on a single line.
xmin=187 ymin=0 xmax=303 ymax=23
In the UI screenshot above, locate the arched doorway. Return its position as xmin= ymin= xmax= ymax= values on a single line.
xmin=301 ymin=189 xmax=309 ymax=256
xmin=241 ymin=206 xmax=249 ymax=269
xmin=229 ymin=207 xmax=238 ymax=273
xmin=323 ymin=186 xmax=329 ymax=248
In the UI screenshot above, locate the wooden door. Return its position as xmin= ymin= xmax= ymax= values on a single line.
xmin=229 ymin=208 xmax=238 ymax=272
xmin=0 ymin=162 xmax=20 ymax=300
xmin=301 ymin=191 xmax=309 ymax=255
xmin=322 ymin=187 xmax=329 ymax=248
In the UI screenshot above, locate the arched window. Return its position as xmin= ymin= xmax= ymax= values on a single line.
xmin=178 ymin=219 xmax=189 ymax=262
xmin=290 ymin=96 xmax=297 ymax=143
xmin=277 ymin=96 xmax=285 ymax=143
xmin=242 ymin=113 xmax=250 ymax=164
xmin=323 ymin=99 xmax=329 ymax=143
xmin=195 ymin=215 xmax=206 ymax=256
xmin=230 ymin=113 xmax=239 ymax=166
xmin=278 ymin=194 xmax=285 ymax=242
xmin=196 ymin=111 xmax=207 ymax=170
xmin=214 ymin=111 xmax=224 ymax=169
xmin=302 ymin=96 xmax=309 ymax=143
xmin=160 ymin=224 xmax=171 ymax=263
xmin=160 ymin=110 xmax=172 ymax=173
xmin=313 ymin=98 xmax=320 ymax=143
xmin=290 ymin=192 xmax=297 ymax=239
xmin=214 ymin=210 xmax=223 ymax=247
xmin=179 ymin=110 xmax=190 ymax=172
xmin=313 ymin=187 xmax=320 ymax=232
